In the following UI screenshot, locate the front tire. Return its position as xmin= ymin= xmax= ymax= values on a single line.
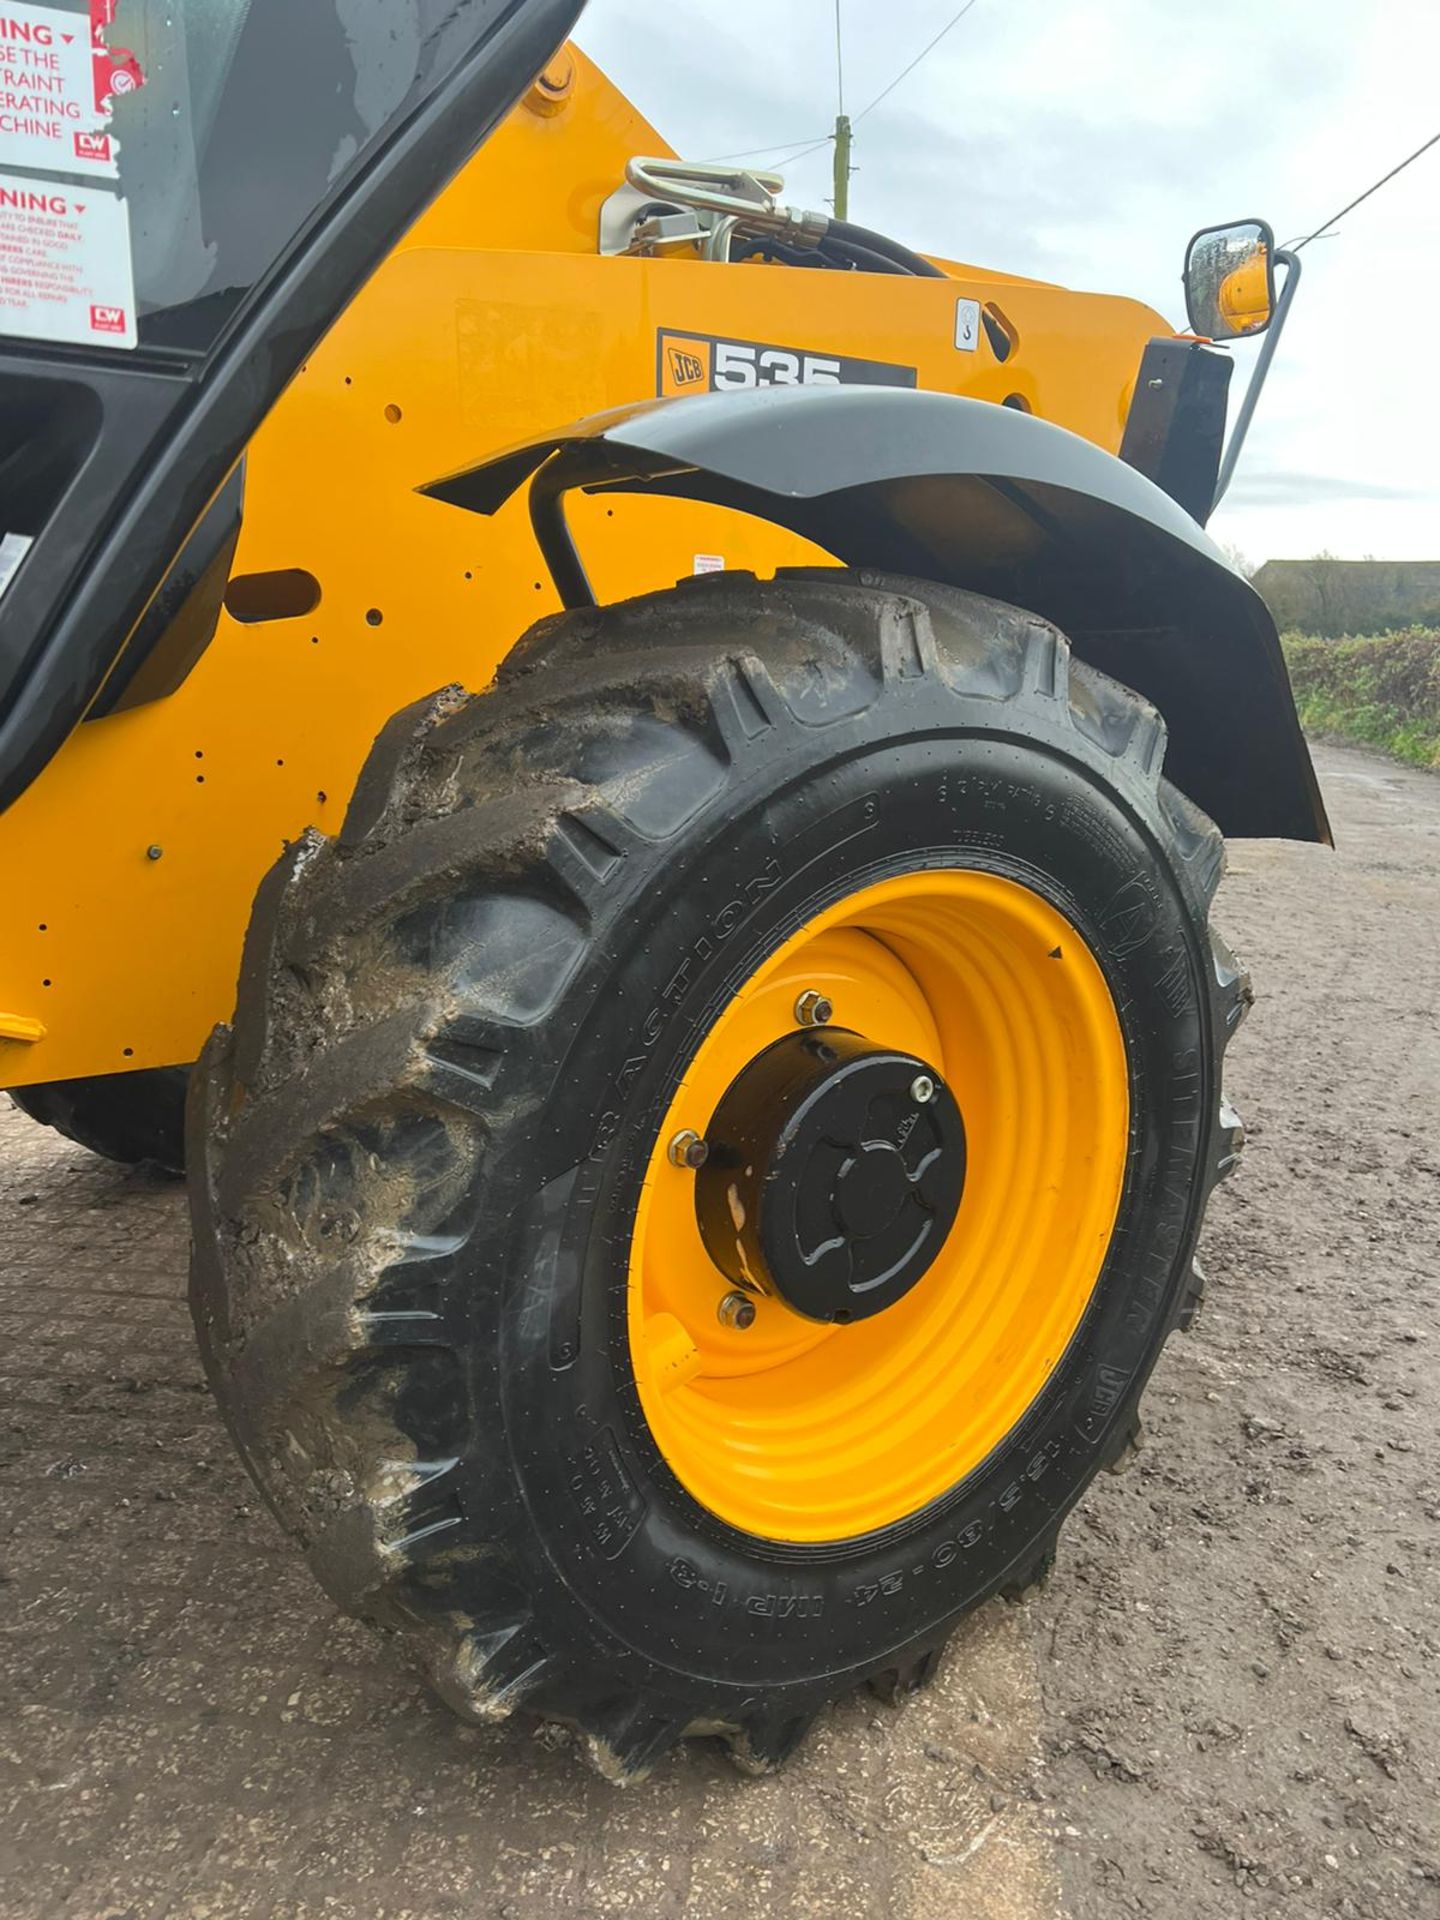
xmin=189 ymin=571 xmax=1248 ymax=1779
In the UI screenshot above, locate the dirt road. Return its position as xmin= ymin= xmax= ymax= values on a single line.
xmin=1 ymin=738 xmax=1436 ymax=1919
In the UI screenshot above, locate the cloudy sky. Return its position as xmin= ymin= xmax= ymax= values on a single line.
xmin=577 ymin=0 xmax=1440 ymax=566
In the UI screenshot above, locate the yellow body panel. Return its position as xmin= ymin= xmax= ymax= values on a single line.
xmin=0 ymin=48 xmax=1172 ymax=1088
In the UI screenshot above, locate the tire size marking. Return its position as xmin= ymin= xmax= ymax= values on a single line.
xmin=667 ymin=1558 xmax=822 ymax=1620
xmin=565 ymin=1424 xmax=646 ymax=1561
xmin=667 ymin=1557 xmax=729 ymax=1608
xmin=847 ymin=1442 xmax=1063 ymax=1608
xmin=997 ymin=1438 xmax=1063 ymax=1512
xmin=851 ymin=1523 xmax=987 ymax=1607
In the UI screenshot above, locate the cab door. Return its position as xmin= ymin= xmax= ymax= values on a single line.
xmin=0 ymin=0 xmax=585 ymax=812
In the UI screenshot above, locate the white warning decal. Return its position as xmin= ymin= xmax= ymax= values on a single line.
xmin=0 ymin=169 xmax=135 ymax=346
xmin=0 ymin=529 xmax=32 ymax=600
xmin=0 ymin=1 xmax=121 ymax=176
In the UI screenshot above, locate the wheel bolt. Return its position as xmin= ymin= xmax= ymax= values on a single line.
xmin=717 ymin=1291 xmax=758 ymax=1331
xmin=668 ymin=1128 xmax=710 ymax=1170
xmin=795 ymin=989 xmax=834 ymax=1028
xmin=910 ymin=1074 xmax=936 ymax=1105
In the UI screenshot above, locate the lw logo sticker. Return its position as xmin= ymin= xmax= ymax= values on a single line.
xmin=658 ymin=329 xmax=917 ymax=398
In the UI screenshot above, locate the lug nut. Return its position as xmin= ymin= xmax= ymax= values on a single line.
xmin=910 ymin=1074 xmax=936 ymax=1105
xmin=717 ymin=1291 xmax=758 ymax=1331
xmin=795 ymin=989 xmax=835 ymax=1028
xmin=668 ymin=1128 xmax=710 ymax=1170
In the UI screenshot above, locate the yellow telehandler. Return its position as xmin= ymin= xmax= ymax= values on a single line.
xmin=0 ymin=1 xmax=1323 ymax=1778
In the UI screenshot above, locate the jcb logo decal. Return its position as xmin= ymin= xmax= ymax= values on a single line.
xmin=665 ymin=343 xmax=710 ymax=390
xmin=658 ymin=330 xmax=917 ymax=398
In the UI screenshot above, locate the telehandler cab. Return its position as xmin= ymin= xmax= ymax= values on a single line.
xmin=0 ymin=0 xmax=1325 ymax=1779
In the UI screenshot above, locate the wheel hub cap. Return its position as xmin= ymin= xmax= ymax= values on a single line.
xmin=696 ymin=1030 xmax=967 ymax=1324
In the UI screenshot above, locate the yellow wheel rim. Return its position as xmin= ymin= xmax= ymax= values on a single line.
xmin=627 ymin=869 xmax=1130 ymax=1544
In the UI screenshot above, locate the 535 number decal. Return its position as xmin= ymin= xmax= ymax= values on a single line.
xmin=659 ymin=329 xmax=917 ymax=398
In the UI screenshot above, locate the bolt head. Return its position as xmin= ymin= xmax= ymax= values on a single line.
xmin=910 ymin=1074 xmax=936 ymax=1105
xmin=145 ymin=845 xmax=164 ymax=862
xmin=717 ymin=1291 xmax=758 ymax=1331
xmin=795 ymin=990 xmax=835 ymax=1029
xmin=668 ymin=1128 xmax=710 ymax=1170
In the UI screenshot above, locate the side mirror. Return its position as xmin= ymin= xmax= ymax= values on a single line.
xmin=1184 ymin=219 xmax=1278 ymax=341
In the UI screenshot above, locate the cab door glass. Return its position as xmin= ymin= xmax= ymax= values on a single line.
xmin=2 ymin=0 xmax=510 ymax=353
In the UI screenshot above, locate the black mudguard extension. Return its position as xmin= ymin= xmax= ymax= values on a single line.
xmin=426 ymin=385 xmax=1329 ymax=845
xmin=1119 ymin=338 xmax=1232 ymax=527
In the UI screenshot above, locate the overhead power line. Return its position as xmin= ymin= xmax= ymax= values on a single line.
xmin=708 ymin=138 xmax=831 ymax=162
xmin=769 ymin=133 xmax=838 ymax=172
xmin=1292 ymin=128 xmax=1440 ymax=250
xmin=706 ymin=0 xmax=990 ymax=176
xmin=854 ymin=0 xmax=981 ymax=125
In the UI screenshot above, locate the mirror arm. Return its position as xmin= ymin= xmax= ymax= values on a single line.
xmin=1212 ymin=247 xmax=1301 ymax=512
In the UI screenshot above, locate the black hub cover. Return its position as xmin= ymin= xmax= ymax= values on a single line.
xmin=695 ymin=1029 xmax=967 ymax=1325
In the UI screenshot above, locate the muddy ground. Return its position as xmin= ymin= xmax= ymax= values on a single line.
xmin=0 ymin=736 xmax=1435 ymax=1919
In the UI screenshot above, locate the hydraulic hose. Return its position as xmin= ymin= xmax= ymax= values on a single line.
xmin=738 ymin=229 xmax=938 ymax=278
xmin=822 ymin=236 xmax=910 ymax=276
xmin=825 ymin=220 xmax=947 ymax=279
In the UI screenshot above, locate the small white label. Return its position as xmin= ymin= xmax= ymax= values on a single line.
xmin=693 ymin=554 xmax=725 ymax=575
xmin=955 ymin=298 xmax=981 ymax=353
xmin=0 ymin=1 xmax=121 ymax=177
xmin=0 ymin=528 xmax=32 ymax=599
xmin=0 ymin=168 xmax=136 ymax=346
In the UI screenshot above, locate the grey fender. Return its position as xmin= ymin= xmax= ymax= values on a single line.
xmin=424 ymin=385 xmax=1328 ymax=844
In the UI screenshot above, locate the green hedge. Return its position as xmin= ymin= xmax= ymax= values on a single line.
xmin=1281 ymin=629 xmax=1440 ymax=770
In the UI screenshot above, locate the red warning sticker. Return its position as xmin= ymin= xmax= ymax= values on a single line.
xmin=0 ymin=0 xmax=123 ymax=175
xmin=0 ymin=168 xmax=135 ymax=346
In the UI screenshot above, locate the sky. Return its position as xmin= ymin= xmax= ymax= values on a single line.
xmin=576 ymin=0 xmax=1440 ymax=567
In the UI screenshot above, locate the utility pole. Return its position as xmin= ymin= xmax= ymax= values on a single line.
xmin=832 ymin=112 xmax=852 ymax=221
xmin=832 ymin=1 xmax=851 ymax=221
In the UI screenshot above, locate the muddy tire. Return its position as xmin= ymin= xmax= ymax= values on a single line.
xmin=12 ymin=1067 xmax=188 ymax=1175
xmin=189 ymin=571 xmax=1249 ymax=1780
